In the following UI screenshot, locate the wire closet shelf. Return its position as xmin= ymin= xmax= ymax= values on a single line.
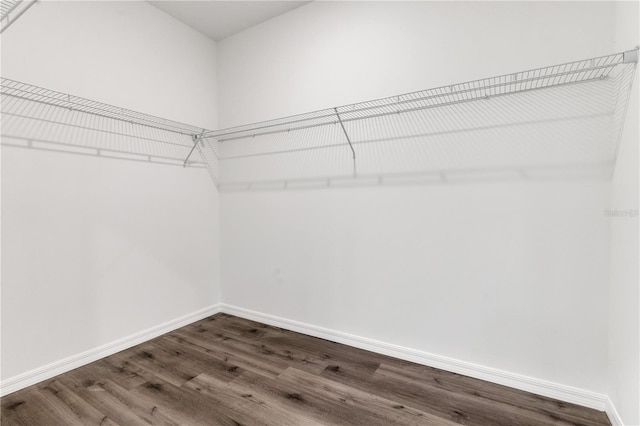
xmin=0 ymin=78 xmax=220 ymax=182
xmin=205 ymin=50 xmax=636 ymax=142
xmin=1 ymin=49 xmax=637 ymax=190
xmin=206 ymin=49 xmax=638 ymax=190
xmin=1 ymin=0 xmax=37 ymax=33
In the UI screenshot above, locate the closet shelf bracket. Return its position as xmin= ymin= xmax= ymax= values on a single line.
xmin=183 ymin=132 xmax=204 ymax=167
xmin=334 ymin=107 xmax=356 ymax=159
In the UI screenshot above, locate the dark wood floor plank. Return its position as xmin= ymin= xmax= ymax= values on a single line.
xmin=184 ymin=373 xmax=324 ymax=426
xmin=205 ymin=317 xmax=341 ymax=376
xmin=375 ymin=361 xmax=609 ymax=426
xmin=278 ymin=366 xmax=458 ymax=426
xmin=90 ymin=352 xmax=150 ymax=390
xmin=370 ymin=362 xmax=586 ymax=426
xmin=36 ymin=378 xmax=115 ymax=426
xmin=122 ymin=341 xmax=202 ymax=387
xmin=257 ymin=323 xmax=393 ymax=370
xmin=1 ymin=389 xmax=60 ymax=425
xmin=125 ymin=338 xmax=244 ymax=388
xmin=234 ymin=323 xmax=385 ymax=381
xmin=57 ymin=368 xmax=180 ymax=426
xmin=128 ymin=375 xmax=246 ymax=425
xmin=166 ymin=328 xmax=285 ymax=378
xmin=180 ymin=326 xmax=316 ymax=378
xmin=156 ymin=335 xmax=246 ymax=382
xmin=1 ymin=313 xmax=611 ymax=426
xmin=1 ymin=382 xmax=117 ymax=426
xmin=230 ymin=368 xmax=381 ymax=425
xmin=211 ymin=329 xmax=332 ymax=376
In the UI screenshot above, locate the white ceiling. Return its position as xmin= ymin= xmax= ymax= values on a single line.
xmin=148 ymin=1 xmax=310 ymax=41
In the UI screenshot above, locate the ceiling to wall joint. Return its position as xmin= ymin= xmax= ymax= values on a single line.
xmin=147 ymin=1 xmax=311 ymax=41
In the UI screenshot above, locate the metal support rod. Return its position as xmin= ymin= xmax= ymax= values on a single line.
xmin=334 ymin=108 xmax=356 ymax=159
xmin=183 ymin=134 xmax=201 ymax=167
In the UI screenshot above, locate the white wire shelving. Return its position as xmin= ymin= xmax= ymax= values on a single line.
xmin=1 ymin=49 xmax=637 ymax=191
xmin=205 ymin=50 xmax=636 ymax=142
xmin=206 ymin=49 xmax=638 ymax=191
xmin=0 ymin=78 xmax=220 ymax=183
xmin=1 ymin=0 xmax=37 ymax=33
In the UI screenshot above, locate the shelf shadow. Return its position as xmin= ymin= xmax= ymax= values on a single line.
xmin=1 ymin=135 xmax=207 ymax=168
xmin=218 ymin=161 xmax=614 ymax=192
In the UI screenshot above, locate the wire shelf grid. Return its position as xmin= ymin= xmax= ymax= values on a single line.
xmin=204 ymin=52 xmax=626 ymax=143
xmin=1 ymin=78 xmax=219 ymax=182
xmin=212 ymin=50 xmax=637 ymax=190
xmin=1 ymin=50 xmax=636 ymax=191
xmin=1 ymin=78 xmax=206 ymax=136
xmin=1 ymin=0 xmax=37 ymax=33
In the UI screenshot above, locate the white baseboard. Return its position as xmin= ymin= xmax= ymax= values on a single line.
xmin=0 ymin=303 xmax=222 ymax=397
xmin=1 ymin=301 xmax=611 ymax=415
xmin=605 ymin=396 xmax=624 ymax=426
xmin=221 ymin=303 xmax=608 ymax=412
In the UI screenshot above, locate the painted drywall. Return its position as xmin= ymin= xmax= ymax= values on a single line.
xmin=218 ymin=1 xmax=616 ymax=127
xmin=1 ymin=1 xmax=219 ymax=381
xmin=217 ymin=1 xmax=617 ymax=394
xmin=609 ymin=2 xmax=639 ymax=424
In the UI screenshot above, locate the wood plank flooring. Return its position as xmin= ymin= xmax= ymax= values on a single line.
xmin=1 ymin=314 xmax=611 ymax=425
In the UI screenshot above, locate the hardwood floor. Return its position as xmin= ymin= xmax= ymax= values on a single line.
xmin=1 ymin=314 xmax=611 ymax=425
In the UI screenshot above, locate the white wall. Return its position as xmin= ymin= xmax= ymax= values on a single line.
xmin=218 ymin=1 xmax=616 ymax=126
xmin=609 ymin=2 xmax=639 ymax=424
xmin=1 ymin=1 xmax=219 ymax=382
xmin=218 ymin=1 xmax=617 ymax=395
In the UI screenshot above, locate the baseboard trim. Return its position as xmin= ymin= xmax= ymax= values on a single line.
xmin=605 ymin=396 xmax=624 ymax=426
xmin=1 ymin=302 xmax=610 ymax=413
xmin=221 ymin=304 xmax=608 ymax=411
xmin=0 ymin=303 xmax=222 ymax=396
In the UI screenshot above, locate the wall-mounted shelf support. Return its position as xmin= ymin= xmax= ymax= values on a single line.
xmin=334 ymin=107 xmax=356 ymax=160
xmin=183 ymin=132 xmax=204 ymax=167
